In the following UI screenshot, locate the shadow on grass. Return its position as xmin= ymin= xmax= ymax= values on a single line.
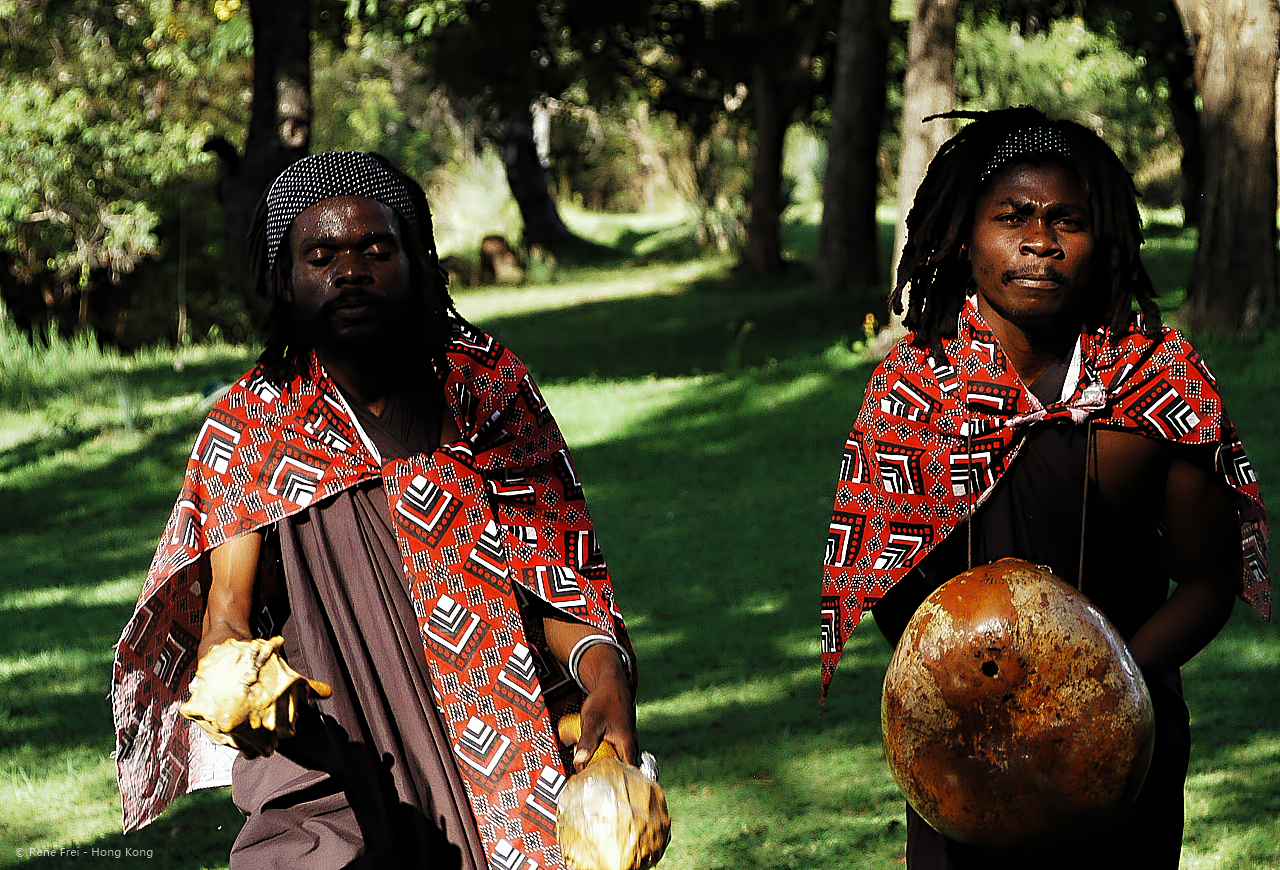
xmin=8 ymin=789 xmax=243 ymax=870
xmin=480 ymin=274 xmax=879 ymax=385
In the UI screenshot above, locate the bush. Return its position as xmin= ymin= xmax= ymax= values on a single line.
xmin=955 ymin=14 xmax=1181 ymax=206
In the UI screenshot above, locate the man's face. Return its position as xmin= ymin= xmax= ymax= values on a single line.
xmin=285 ymin=195 xmax=415 ymax=355
xmin=968 ymin=162 xmax=1095 ymax=336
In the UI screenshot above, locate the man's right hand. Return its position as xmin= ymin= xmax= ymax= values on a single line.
xmin=179 ymin=636 xmax=331 ymax=757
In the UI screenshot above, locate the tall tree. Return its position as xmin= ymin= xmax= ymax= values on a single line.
xmin=817 ymin=0 xmax=891 ymax=299
xmin=1081 ymin=0 xmax=1204 ymax=226
xmin=205 ymin=0 xmax=312 ymax=317
xmin=1173 ymin=0 xmax=1278 ymax=332
xmin=413 ymin=0 xmax=663 ymax=252
xmin=892 ymin=0 xmax=959 ymax=286
xmin=425 ymin=1 xmax=575 ymax=249
xmin=628 ymin=0 xmax=838 ymax=274
xmin=739 ymin=0 xmax=838 ymax=274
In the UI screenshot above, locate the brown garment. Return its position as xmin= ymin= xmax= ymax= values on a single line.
xmin=230 ymin=389 xmax=488 ymax=869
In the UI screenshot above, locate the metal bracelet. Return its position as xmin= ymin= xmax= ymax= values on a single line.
xmin=566 ymin=633 xmax=631 ymax=693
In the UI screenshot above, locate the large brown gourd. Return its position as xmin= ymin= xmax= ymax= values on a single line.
xmin=881 ymin=558 xmax=1154 ymax=848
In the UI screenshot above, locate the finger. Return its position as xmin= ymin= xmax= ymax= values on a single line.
xmin=572 ymin=727 xmax=603 ymax=771
xmin=605 ymin=722 xmax=639 ymax=767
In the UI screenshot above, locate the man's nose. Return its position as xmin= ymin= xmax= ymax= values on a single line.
xmin=1020 ymin=221 xmax=1062 ymax=257
xmin=334 ymin=252 xmax=373 ymax=284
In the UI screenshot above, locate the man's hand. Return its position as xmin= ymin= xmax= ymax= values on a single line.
xmin=541 ymin=616 xmax=638 ymax=771
xmin=570 ymin=643 xmax=637 ymax=771
xmin=179 ymin=636 xmax=331 ymax=758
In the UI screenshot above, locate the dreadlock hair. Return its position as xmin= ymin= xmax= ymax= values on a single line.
xmin=891 ymin=106 xmax=1161 ymax=362
xmin=246 ymin=152 xmax=465 ymax=387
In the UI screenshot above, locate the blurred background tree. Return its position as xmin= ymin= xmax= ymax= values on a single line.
xmin=0 ymin=0 xmax=1274 ymax=346
xmin=1173 ymin=0 xmax=1278 ymax=333
xmin=818 ymin=0 xmax=891 ymax=302
xmin=0 ymin=0 xmax=253 ymax=347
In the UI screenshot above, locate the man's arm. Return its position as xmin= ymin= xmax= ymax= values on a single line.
xmin=198 ymin=531 xmax=263 ymax=660
xmin=541 ymin=615 xmax=638 ymax=771
xmin=1125 ymin=449 xmax=1241 ymax=672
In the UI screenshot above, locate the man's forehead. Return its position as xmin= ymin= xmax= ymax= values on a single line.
xmin=980 ymin=162 xmax=1088 ymax=205
xmin=291 ymin=195 xmax=400 ymax=242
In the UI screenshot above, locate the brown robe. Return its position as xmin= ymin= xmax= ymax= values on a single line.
xmin=229 ymin=390 xmax=488 ymax=869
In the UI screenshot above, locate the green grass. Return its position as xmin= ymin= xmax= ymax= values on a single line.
xmin=1 ymin=213 xmax=1277 ymax=868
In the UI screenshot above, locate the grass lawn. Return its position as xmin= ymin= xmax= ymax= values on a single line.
xmin=1 ymin=213 xmax=1277 ymax=868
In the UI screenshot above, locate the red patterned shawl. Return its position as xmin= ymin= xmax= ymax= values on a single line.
xmin=820 ymin=303 xmax=1270 ymax=699
xmin=113 ymin=321 xmax=632 ymax=870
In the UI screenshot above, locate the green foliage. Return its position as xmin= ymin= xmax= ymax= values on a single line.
xmin=0 ymin=1 xmax=251 ymax=333
xmin=426 ymin=147 xmax=522 ymax=257
xmin=312 ymin=28 xmax=474 ymax=175
xmin=548 ymin=97 xmax=695 ymax=215
xmin=954 ymin=13 xmax=1181 ymax=205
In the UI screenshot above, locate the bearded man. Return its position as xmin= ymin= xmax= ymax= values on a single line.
xmin=113 ymin=151 xmax=638 ymax=869
xmin=820 ymin=108 xmax=1270 ymax=869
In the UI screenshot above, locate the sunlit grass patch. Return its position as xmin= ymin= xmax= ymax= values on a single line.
xmin=2 ymin=749 xmax=122 ymax=854
xmin=452 ymin=257 xmax=730 ymax=323
xmin=0 ymin=576 xmax=141 ymax=613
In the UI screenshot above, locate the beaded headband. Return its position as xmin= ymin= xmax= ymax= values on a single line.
xmin=264 ymin=151 xmax=420 ymax=271
xmin=979 ymin=125 xmax=1074 ymax=185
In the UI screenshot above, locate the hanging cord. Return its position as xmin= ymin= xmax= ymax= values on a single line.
xmin=966 ymin=426 xmax=975 ymax=571
xmin=1076 ymin=419 xmax=1096 ymax=591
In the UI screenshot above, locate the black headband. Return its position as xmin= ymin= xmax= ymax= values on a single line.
xmin=979 ymin=125 xmax=1074 ymax=185
xmin=264 ymin=151 xmax=420 ymax=271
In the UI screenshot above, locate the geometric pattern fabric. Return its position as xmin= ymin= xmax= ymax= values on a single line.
xmin=821 ymin=302 xmax=1270 ymax=702
xmin=113 ymin=321 xmax=632 ymax=870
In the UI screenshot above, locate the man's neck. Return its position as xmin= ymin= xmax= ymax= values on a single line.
xmin=318 ymin=346 xmax=404 ymax=417
xmin=975 ymin=297 xmax=1079 ymax=386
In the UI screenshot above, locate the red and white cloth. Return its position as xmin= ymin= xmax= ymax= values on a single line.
xmin=821 ymin=303 xmax=1270 ymax=699
xmin=113 ymin=321 xmax=632 ymax=870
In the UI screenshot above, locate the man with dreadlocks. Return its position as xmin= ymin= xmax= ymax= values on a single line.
xmin=820 ymin=107 xmax=1269 ymax=868
xmin=112 ymin=151 xmax=639 ymax=869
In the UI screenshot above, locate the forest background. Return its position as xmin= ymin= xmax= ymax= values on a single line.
xmin=1 ymin=0 xmax=1278 ymax=868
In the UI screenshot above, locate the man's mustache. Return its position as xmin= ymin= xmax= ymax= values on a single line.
xmin=1001 ymin=267 xmax=1069 ymax=285
xmin=323 ymin=288 xmax=380 ymax=313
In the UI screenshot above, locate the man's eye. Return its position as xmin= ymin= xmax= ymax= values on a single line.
xmin=366 ymin=247 xmax=394 ymax=260
xmin=306 ymin=254 xmax=332 ymax=266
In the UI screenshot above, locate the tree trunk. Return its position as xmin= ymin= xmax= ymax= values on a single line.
xmin=1105 ymin=0 xmax=1203 ymax=227
xmin=891 ymin=0 xmax=959 ymax=290
xmin=1165 ymin=43 xmax=1204 ymax=228
xmin=212 ymin=0 xmax=311 ymax=322
xmin=743 ymin=57 xmax=791 ymax=274
xmin=740 ymin=0 xmax=835 ymax=276
xmin=495 ymin=104 xmax=578 ymax=251
xmin=817 ymin=0 xmax=891 ymax=302
xmin=1174 ymin=0 xmax=1278 ymax=333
